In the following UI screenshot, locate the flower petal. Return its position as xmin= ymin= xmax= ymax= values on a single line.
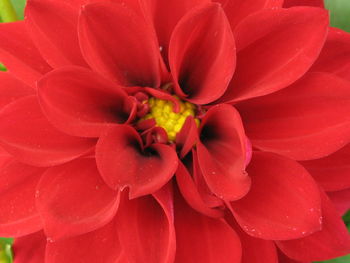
xmin=215 ymin=0 xmax=283 ymax=30
xmin=13 ymin=231 xmax=46 ymax=263
xmin=283 ymin=0 xmax=324 ymax=8
xmin=301 ymin=144 xmax=350 ymax=191
xmin=0 ymin=96 xmax=96 ymax=167
xmin=197 ymin=104 xmax=250 ymax=200
xmin=38 ymin=66 xmax=129 ymax=137
xmin=238 ymin=72 xmax=350 ymax=160
xmin=25 ymin=0 xmax=88 ymax=68
xmin=116 ymin=185 xmax=176 ymax=263
xmin=230 ymin=152 xmax=322 ymax=240
xmin=79 ymin=1 xmax=161 ymax=87
xmin=96 ymin=125 xmax=178 ymax=198
xmin=0 ymin=159 xmax=44 ymax=237
xmin=0 ymin=21 xmax=52 ymax=87
xmin=327 ymin=188 xmax=350 ymax=215
xmin=174 ymin=191 xmax=241 ymax=263
xmin=36 ymin=158 xmax=120 ymax=240
xmin=276 ymin=192 xmax=350 ymax=262
xmin=219 ymin=7 xmax=328 ymax=102
xmin=0 ymin=72 xmax=33 ymax=110
xmin=169 ymin=3 xmax=236 ymax=104
xmin=46 ymin=219 xmax=122 ymax=263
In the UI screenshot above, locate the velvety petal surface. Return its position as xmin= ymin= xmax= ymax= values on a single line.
xmin=277 ymin=192 xmax=350 ymax=261
xmin=197 ymin=104 xmax=250 ymax=200
xmin=0 ymin=22 xmax=52 ymax=87
xmin=169 ymin=3 xmax=236 ymax=104
xmin=0 ymin=159 xmax=44 ymax=237
xmin=238 ymin=72 xmax=350 ymax=160
xmin=79 ymin=1 xmax=161 ymax=87
xmin=96 ymin=125 xmax=178 ymax=198
xmin=38 ymin=66 xmax=129 ymax=137
xmin=301 ymin=144 xmax=350 ymax=191
xmin=283 ymin=0 xmax=324 ymax=8
xmin=328 ymin=188 xmax=350 ymax=215
xmin=174 ymin=191 xmax=241 ymax=262
xmin=36 ymin=158 xmax=120 ymax=240
xmin=220 ymin=7 xmax=328 ymax=102
xmin=230 ymin=152 xmax=322 ymax=240
xmin=0 ymin=96 xmax=95 ymax=167
xmin=25 ymin=0 xmax=88 ymax=68
xmin=13 ymin=231 xmax=46 ymax=263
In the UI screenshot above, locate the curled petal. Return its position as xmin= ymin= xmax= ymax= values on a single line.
xmin=0 ymin=96 xmax=96 ymax=167
xmin=197 ymin=104 xmax=250 ymax=201
xmin=13 ymin=231 xmax=46 ymax=263
xmin=239 ymin=72 xmax=350 ymax=160
xmin=38 ymin=66 xmax=129 ymax=137
xmin=96 ymin=125 xmax=178 ymax=198
xmin=36 ymin=158 xmax=120 ymax=240
xmin=230 ymin=152 xmax=322 ymax=240
xmin=219 ymin=7 xmax=328 ymax=102
xmin=0 ymin=159 xmax=44 ymax=237
xmin=169 ymin=3 xmax=236 ymax=104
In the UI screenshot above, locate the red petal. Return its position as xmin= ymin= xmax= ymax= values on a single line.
xmin=239 ymin=72 xmax=350 ymax=160
xmin=25 ymin=0 xmax=88 ymax=68
xmin=175 ymin=116 xmax=198 ymax=158
xmin=38 ymin=66 xmax=129 ymax=137
xmin=230 ymin=152 xmax=322 ymax=240
xmin=169 ymin=3 xmax=236 ymax=104
xmin=46 ymin=219 xmax=122 ymax=263
xmin=301 ymin=144 xmax=350 ymax=191
xmin=311 ymin=27 xmax=350 ymax=81
xmin=197 ymin=104 xmax=250 ymax=200
xmin=0 ymin=159 xmax=44 ymax=237
xmin=174 ymin=191 xmax=242 ymax=263
xmin=13 ymin=231 xmax=46 ymax=263
xmin=36 ymin=158 xmax=120 ymax=240
xmin=215 ymin=0 xmax=283 ymax=30
xmin=0 ymin=21 xmax=52 ymax=87
xmin=278 ymin=250 xmax=310 ymax=263
xmin=219 ymin=7 xmax=328 ymax=103
xmin=327 ymin=188 xmax=350 ymax=216
xmin=116 ymin=185 xmax=176 ymax=263
xmin=79 ymin=1 xmax=161 ymax=87
xmin=283 ymin=0 xmax=324 ymax=8
xmin=0 ymin=72 xmax=33 ymax=110
xmin=277 ymin=192 xmax=350 ymax=261
xmin=0 ymin=96 xmax=96 ymax=167
xmin=96 ymin=125 xmax=178 ymax=198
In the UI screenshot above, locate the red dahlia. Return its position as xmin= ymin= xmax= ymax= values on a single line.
xmin=0 ymin=0 xmax=350 ymax=262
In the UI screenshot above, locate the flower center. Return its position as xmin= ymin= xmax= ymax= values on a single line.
xmin=142 ymin=96 xmax=200 ymax=141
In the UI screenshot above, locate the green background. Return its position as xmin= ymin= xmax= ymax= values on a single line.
xmin=0 ymin=0 xmax=350 ymax=262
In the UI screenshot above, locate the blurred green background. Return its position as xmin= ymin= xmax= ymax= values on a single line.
xmin=0 ymin=0 xmax=350 ymax=262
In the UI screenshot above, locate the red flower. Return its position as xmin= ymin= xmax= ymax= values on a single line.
xmin=1 ymin=0 xmax=350 ymax=262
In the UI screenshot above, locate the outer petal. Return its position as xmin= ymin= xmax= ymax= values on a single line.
xmin=310 ymin=27 xmax=350 ymax=81
xmin=283 ymin=0 xmax=324 ymax=8
xmin=13 ymin=231 xmax=46 ymax=263
xmin=25 ymin=0 xmax=88 ymax=68
xmin=46 ymin=219 xmax=122 ymax=263
xmin=79 ymin=1 xmax=161 ymax=87
xmin=36 ymin=158 xmax=120 ymax=240
xmin=0 ymin=22 xmax=52 ymax=87
xmin=116 ymin=185 xmax=176 ymax=263
xmin=0 ymin=96 xmax=96 ymax=167
xmin=174 ymin=191 xmax=241 ymax=263
xmin=278 ymin=251 xmax=310 ymax=263
xmin=0 ymin=159 xmax=44 ymax=237
xmin=96 ymin=125 xmax=178 ymax=198
xmin=230 ymin=152 xmax=322 ymax=240
xmin=0 ymin=72 xmax=33 ymax=110
xmin=215 ymin=0 xmax=283 ymax=30
xmin=277 ymin=192 xmax=350 ymax=261
xmin=328 ymin=188 xmax=350 ymax=215
xmin=238 ymin=72 xmax=350 ymax=160
xmin=301 ymin=144 xmax=350 ymax=191
xmin=169 ymin=3 xmax=236 ymax=104
xmin=38 ymin=66 xmax=129 ymax=137
xmin=219 ymin=7 xmax=328 ymax=103
xmin=197 ymin=104 xmax=250 ymax=200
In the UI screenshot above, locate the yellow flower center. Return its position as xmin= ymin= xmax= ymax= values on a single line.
xmin=142 ymin=96 xmax=200 ymax=141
